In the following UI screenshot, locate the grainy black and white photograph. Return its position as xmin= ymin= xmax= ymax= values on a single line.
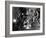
xmin=12 ymin=7 xmax=40 ymax=31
